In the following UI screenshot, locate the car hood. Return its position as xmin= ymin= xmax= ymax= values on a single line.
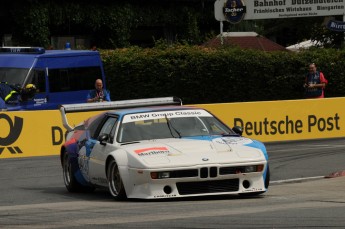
xmin=122 ymin=136 xmax=267 ymax=169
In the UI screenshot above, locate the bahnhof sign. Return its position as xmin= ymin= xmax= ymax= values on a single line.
xmin=215 ymin=0 xmax=345 ymax=22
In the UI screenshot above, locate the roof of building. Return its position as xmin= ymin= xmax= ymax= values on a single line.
xmin=202 ymin=32 xmax=288 ymax=52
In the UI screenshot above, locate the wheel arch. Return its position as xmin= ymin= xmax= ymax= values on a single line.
xmin=105 ymin=149 xmax=129 ymax=178
xmin=105 ymin=155 xmax=115 ymax=179
xmin=105 ymin=149 xmax=131 ymax=198
xmin=60 ymin=146 xmax=66 ymax=166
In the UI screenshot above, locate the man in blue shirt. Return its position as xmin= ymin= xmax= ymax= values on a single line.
xmin=86 ymin=79 xmax=111 ymax=103
xmin=304 ymin=63 xmax=328 ymax=99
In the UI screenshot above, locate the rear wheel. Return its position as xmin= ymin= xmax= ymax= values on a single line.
xmin=107 ymin=160 xmax=127 ymax=200
xmin=62 ymin=153 xmax=83 ymax=192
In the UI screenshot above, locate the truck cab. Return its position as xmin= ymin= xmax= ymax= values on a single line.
xmin=0 ymin=47 xmax=107 ymax=111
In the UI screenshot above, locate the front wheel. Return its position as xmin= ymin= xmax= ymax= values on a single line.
xmin=107 ymin=160 xmax=127 ymax=200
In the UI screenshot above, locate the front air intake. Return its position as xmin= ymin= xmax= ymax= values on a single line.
xmin=176 ymin=179 xmax=239 ymax=195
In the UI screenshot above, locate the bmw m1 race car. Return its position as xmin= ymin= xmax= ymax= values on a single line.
xmin=59 ymin=97 xmax=270 ymax=200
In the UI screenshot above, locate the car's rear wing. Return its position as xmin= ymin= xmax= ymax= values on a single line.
xmin=59 ymin=96 xmax=182 ymax=131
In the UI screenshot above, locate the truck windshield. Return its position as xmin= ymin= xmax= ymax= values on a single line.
xmin=0 ymin=68 xmax=29 ymax=86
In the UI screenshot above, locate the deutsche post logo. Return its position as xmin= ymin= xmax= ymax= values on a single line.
xmin=223 ymin=0 xmax=246 ymax=24
xmin=0 ymin=114 xmax=23 ymax=155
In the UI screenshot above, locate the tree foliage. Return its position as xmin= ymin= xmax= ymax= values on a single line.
xmin=0 ymin=0 xmax=343 ymax=49
xmin=1 ymin=0 xmax=217 ymax=48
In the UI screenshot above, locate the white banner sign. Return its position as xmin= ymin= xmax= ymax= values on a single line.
xmin=122 ymin=110 xmax=212 ymax=123
xmin=215 ymin=0 xmax=345 ymax=22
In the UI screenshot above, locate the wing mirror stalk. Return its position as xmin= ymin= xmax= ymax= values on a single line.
xmin=98 ymin=133 xmax=109 ymax=145
xmin=232 ymin=126 xmax=243 ymax=136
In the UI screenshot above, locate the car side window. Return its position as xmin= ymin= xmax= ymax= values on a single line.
xmin=98 ymin=116 xmax=118 ymax=143
xmin=201 ymin=117 xmax=234 ymax=135
xmin=88 ymin=113 xmax=107 ymax=139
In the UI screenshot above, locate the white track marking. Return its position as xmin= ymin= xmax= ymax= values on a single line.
xmin=271 ymin=176 xmax=325 ymax=184
xmin=268 ymin=144 xmax=345 ymax=152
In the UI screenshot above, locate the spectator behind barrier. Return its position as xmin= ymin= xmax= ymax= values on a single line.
xmin=86 ymin=79 xmax=111 ymax=103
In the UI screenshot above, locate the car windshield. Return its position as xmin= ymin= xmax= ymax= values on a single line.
xmin=0 ymin=68 xmax=29 ymax=86
xmin=118 ymin=109 xmax=234 ymax=143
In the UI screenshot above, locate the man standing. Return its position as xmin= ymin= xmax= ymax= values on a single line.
xmin=87 ymin=79 xmax=111 ymax=103
xmin=304 ymin=63 xmax=328 ymax=99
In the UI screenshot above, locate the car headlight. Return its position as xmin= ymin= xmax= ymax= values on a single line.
xmin=244 ymin=165 xmax=264 ymax=173
xmin=151 ymin=172 xmax=170 ymax=179
xmin=244 ymin=166 xmax=257 ymax=173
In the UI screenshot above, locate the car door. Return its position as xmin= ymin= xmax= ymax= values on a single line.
xmin=88 ymin=115 xmax=118 ymax=186
xmin=21 ymin=68 xmax=50 ymax=110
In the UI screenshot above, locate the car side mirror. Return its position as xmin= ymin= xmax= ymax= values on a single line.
xmin=98 ymin=133 xmax=109 ymax=145
xmin=232 ymin=126 xmax=243 ymax=136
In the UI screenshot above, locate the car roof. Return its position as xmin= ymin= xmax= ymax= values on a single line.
xmin=107 ymin=105 xmax=200 ymax=116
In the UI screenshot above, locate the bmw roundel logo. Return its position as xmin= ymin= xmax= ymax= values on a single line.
xmin=223 ymin=0 xmax=246 ymax=24
xmin=202 ymin=158 xmax=209 ymax=161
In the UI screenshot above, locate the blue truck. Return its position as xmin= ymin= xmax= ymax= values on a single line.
xmin=0 ymin=47 xmax=107 ymax=111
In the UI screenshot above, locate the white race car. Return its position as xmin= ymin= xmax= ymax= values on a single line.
xmin=60 ymin=97 xmax=269 ymax=200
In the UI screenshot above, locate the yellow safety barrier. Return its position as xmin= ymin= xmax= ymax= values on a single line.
xmin=0 ymin=110 xmax=101 ymax=159
xmin=0 ymin=97 xmax=344 ymax=158
xmin=197 ymin=97 xmax=344 ymax=142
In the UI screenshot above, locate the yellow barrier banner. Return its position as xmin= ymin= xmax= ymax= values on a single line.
xmin=197 ymin=97 xmax=344 ymax=142
xmin=0 ymin=97 xmax=344 ymax=158
xmin=0 ymin=110 xmax=102 ymax=159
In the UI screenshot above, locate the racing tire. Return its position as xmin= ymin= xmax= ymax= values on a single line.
xmin=239 ymin=166 xmax=270 ymax=197
xmin=62 ymin=153 xmax=84 ymax=192
xmin=107 ymin=160 xmax=127 ymax=200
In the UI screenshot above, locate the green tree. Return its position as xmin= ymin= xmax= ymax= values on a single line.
xmin=261 ymin=17 xmax=324 ymax=47
xmin=310 ymin=16 xmax=345 ymax=49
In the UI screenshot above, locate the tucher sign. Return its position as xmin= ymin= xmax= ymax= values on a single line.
xmin=223 ymin=0 xmax=247 ymax=24
xmin=215 ymin=0 xmax=345 ymax=21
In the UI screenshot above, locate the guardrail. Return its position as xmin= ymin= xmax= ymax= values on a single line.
xmin=0 ymin=97 xmax=344 ymax=158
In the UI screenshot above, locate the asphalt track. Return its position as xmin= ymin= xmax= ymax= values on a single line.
xmin=0 ymin=138 xmax=345 ymax=228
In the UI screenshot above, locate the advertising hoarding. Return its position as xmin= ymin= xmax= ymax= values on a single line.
xmin=215 ymin=0 xmax=345 ymax=22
